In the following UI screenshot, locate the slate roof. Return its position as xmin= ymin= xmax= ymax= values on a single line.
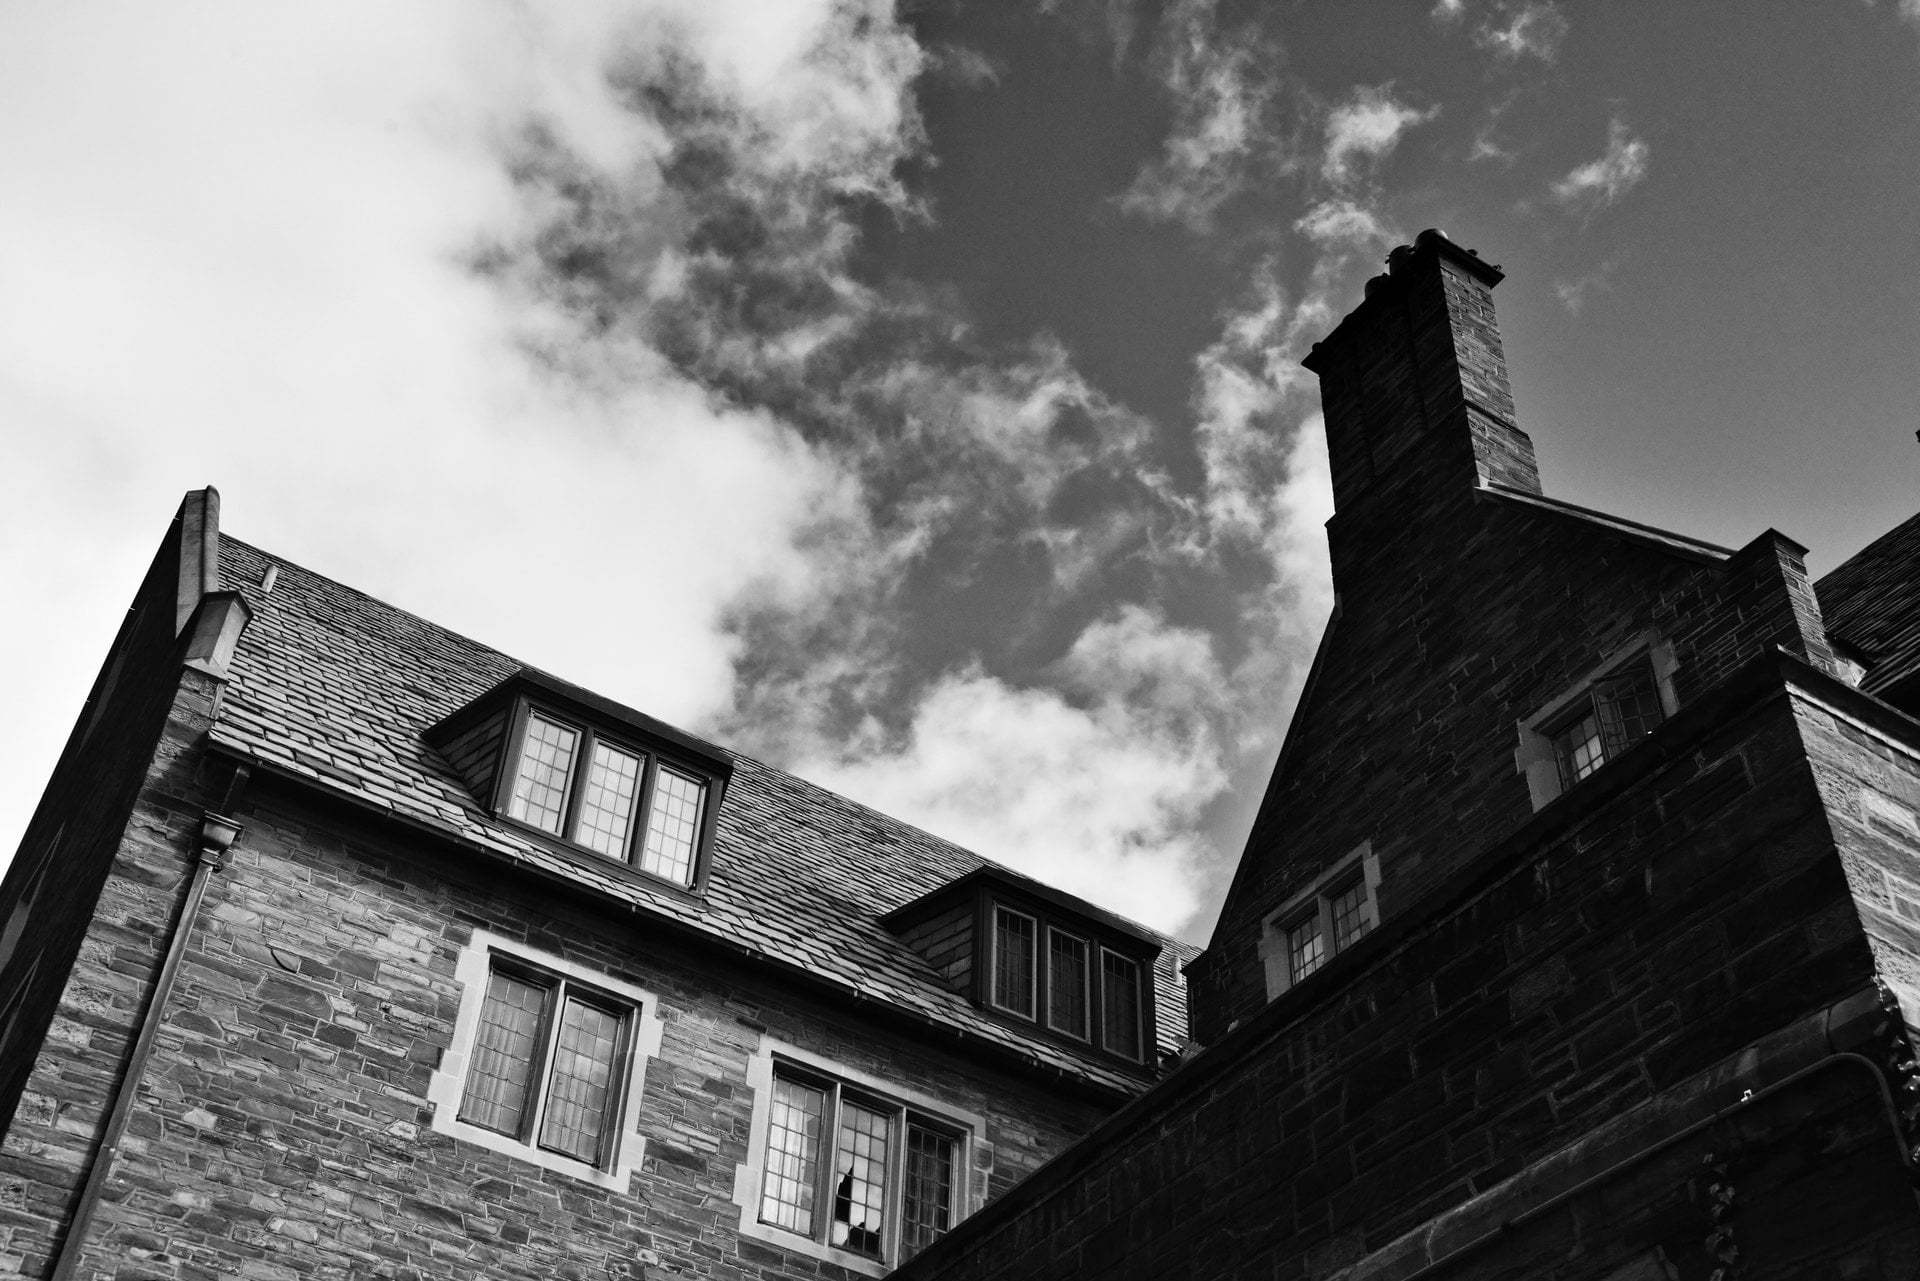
xmin=1818 ymin=508 xmax=1920 ymax=701
xmin=211 ymin=537 xmax=1193 ymax=1099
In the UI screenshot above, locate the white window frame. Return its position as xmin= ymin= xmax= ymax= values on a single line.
xmin=731 ymin=1037 xmax=987 ymax=1277
xmin=1515 ymin=635 xmax=1680 ymax=811
xmin=1258 ymin=842 xmax=1382 ymax=1001
xmin=427 ymin=929 xmax=663 ymax=1191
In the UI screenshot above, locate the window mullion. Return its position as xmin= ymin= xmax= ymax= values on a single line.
xmin=883 ymin=1105 xmax=905 ymax=1264
xmin=522 ymin=980 xmax=563 ymax=1147
xmin=631 ymin=755 xmax=659 ymax=870
xmin=560 ymin=729 xmax=596 ymax=842
xmin=818 ymin=1081 xmax=843 ymax=1246
xmin=593 ymin=1007 xmax=632 ymax=1169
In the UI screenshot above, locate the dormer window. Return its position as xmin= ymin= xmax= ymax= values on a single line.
xmin=503 ymin=708 xmax=713 ymax=887
xmin=505 ymin=710 xmax=708 ymax=884
xmin=882 ymin=869 xmax=1162 ymax=1072
xmin=987 ymin=901 xmax=1150 ymax=1063
xmin=426 ymin=674 xmax=729 ymax=895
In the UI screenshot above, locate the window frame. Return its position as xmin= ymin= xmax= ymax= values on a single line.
xmin=494 ymin=699 xmax=721 ymax=892
xmin=1259 ymin=842 xmax=1382 ymax=1001
xmin=427 ymin=930 xmax=663 ymax=1191
xmin=735 ymin=1039 xmax=984 ymax=1277
xmin=1516 ymin=638 xmax=1679 ymax=811
xmin=980 ymin=896 xmax=1155 ymax=1066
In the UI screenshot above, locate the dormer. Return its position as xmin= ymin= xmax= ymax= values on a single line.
xmin=882 ymin=868 xmax=1162 ymax=1072
xmin=426 ymin=672 xmax=731 ymax=894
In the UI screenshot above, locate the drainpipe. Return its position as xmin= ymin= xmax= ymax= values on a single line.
xmin=47 ymin=809 xmax=243 ymax=1281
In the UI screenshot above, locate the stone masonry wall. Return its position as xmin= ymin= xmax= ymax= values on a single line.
xmin=39 ymin=777 xmax=1111 ymax=1281
xmin=1195 ymin=482 xmax=1844 ymax=1041
xmin=0 ymin=668 xmax=230 ymax=1279
xmin=890 ymin=671 xmax=1916 ymax=1281
xmin=1791 ymin=677 xmax=1920 ymax=1024
xmin=0 ymin=513 xmax=209 ymax=1140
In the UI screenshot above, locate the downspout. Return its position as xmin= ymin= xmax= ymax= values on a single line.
xmin=47 ymin=808 xmax=244 ymax=1281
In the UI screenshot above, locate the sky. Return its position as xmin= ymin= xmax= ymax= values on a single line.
xmin=4 ymin=1 xmax=1918 ymax=944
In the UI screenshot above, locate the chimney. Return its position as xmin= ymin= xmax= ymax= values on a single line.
xmin=1301 ymin=229 xmax=1539 ymax=526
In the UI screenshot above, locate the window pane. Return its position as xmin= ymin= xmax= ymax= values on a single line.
xmin=1101 ymin=951 xmax=1143 ymax=1060
xmin=459 ymin=970 xmax=549 ymax=1136
xmin=761 ymin=1075 xmax=827 ymax=1235
xmin=902 ymin=1123 xmax=956 ymax=1260
xmin=1329 ymin=878 xmax=1369 ymax=953
xmin=576 ymin=742 xmax=643 ymax=859
xmin=639 ymin=766 xmax=706 ymax=885
xmin=538 ymin=996 xmax=624 ymax=1164
xmin=1287 ymin=915 xmax=1325 ymax=986
xmin=1047 ymin=930 xmax=1089 ymax=1038
xmin=508 ymin=713 xmax=578 ymax=834
xmin=1595 ymin=659 xmax=1664 ymax=757
xmin=992 ymin=909 xmax=1036 ymax=1018
xmin=830 ymin=1100 xmax=890 ymax=1257
xmin=1552 ymin=708 xmax=1604 ymax=790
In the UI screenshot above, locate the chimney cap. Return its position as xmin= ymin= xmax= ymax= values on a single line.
xmin=1385 ymin=227 xmax=1503 ymax=287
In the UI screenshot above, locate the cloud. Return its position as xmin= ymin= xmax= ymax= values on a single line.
xmin=1476 ymin=3 xmax=1569 ymax=62
xmin=1431 ymin=0 xmax=1469 ymax=22
xmin=800 ymin=653 xmax=1225 ymax=931
xmin=0 ymin=0 xmax=1353 ymax=941
xmin=1116 ymin=0 xmax=1289 ymax=233
xmin=1553 ymin=263 xmax=1616 ymax=314
xmin=1321 ymin=87 xmax=1436 ymax=186
xmin=1550 ymin=119 xmax=1650 ymax=213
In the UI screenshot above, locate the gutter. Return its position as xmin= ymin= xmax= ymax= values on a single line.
xmin=48 ymin=806 xmax=245 ymax=1281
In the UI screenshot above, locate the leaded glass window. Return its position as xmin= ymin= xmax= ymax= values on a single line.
xmin=1551 ymin=656 xmax=1666 ymax=790
xmin=759 ymin=1066 xmax=966 ymax=1264
xmin=992 ymin=907 xmax=1037 ymax=1018
xmin=501 ymin=705 xmax=715 ymax=889
xmin=1287 ymin=913 xmax=1325 ymax=985
xmin=1046 ymin=929 xmax=1090 ymax=1039
xmin=1100 ymin=950 xmax=1143 ymax=1060
xmin=456 ymin=962 xmax=632 ymax=1170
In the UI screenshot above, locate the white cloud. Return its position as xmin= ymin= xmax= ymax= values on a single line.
xmin=1295 ymin=199 xmax=1394 ymax=248
xmin=1118 ymin=0 xmax=1287 ymax=232
xmin=1322 ymin=87 xmax=1435 ymax=185
xmin=0 ymin=1 xmax=922 ymax=861
xmin=1551 ymin=119 xmax=1650 ymax=213
xmin=800 ymin=657 xmax=1225 ymax=932
xmin=1476 ymin=3 xmax=1569 ymax=62
xmin=1431 ymin=0 xmax=1469 ymax=22
xmin=1554 ymin=264 xmax=1616 ymax=314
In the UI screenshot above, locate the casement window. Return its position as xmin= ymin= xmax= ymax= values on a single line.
xmin=988 ymin=903 xmax=1150 ymax=1063
xmin=428 ymin=932 xmax=661 ymax=1190
xmin=1517 ymin=640 xmax=1680 ymax=810
xmin=1544 ymin=655 xmax=1666 ymax=790
xmin=1261 ymin=845 xmax=1381 ymax=999
xmin=504 ymin=707 xmax=713 ymax=888
xmin=737 ymin=1045 xmax=979 ymax=1273
xmin=458 ymin=964 xmax=629 ymax=1166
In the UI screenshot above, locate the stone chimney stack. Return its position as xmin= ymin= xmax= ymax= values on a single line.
xmin=1302 ymin=230 xmax=1540 ymax=577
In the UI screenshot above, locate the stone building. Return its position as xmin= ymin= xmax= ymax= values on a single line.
xmin=5 ymin=230 xmax=1920 ymax=1280
xmin=0 ymin=499 xmax=1193 ymax=1277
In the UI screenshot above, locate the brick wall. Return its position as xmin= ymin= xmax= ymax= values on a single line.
xmin=889 ymin=665 xmax=1920 ymax=1281
xmin=25 ymin=777 xmax=1111 ymax=1281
